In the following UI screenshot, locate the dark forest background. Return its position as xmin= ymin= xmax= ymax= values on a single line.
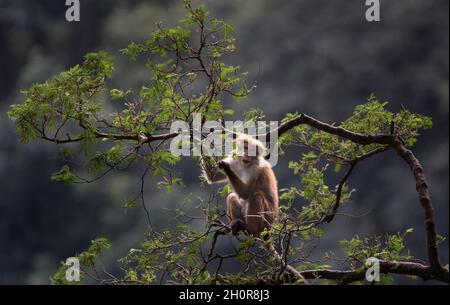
xmin=0 ymin=0 xmax=448 ymax=284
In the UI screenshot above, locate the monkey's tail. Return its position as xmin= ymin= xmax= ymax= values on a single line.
xmin=263 ymin=243 xmax=310 ymax=285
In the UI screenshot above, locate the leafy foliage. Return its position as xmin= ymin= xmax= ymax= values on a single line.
xmin=340 ymin=229 xmax=414 ymax=265
xmin=51 ymin=238 xmax=111 ymax=285
xmin=8 ymin=0 xmax=253 ymax=189
xmin=279 ymin=95 xmax=433 ymax=161
xmin=8 ymin=1 xmax=445 ymax=285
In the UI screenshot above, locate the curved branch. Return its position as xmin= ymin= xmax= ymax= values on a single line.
xmin=264 ymin=113 xmax=448 ymax=280
xmin=391 ymin=140 xmax=446 ymax=275
xmin=266 ymin=113 xmax=394 ymax=145
xmin=259 ymin=260 xmax=448 ymax=284
xmin=297 ymin=261 xmax=448 ymax=284
xmin=321 ymin=162 xmax=356 ymax=223
xmin=263 ymin=243 xmax=310 ymax=284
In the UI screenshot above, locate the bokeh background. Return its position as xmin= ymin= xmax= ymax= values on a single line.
xmin=0 ymin=0 xmax=448 ymax=284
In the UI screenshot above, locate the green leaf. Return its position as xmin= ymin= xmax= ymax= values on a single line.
xmin=110 ymin=89 xmax=125 ymax=99
xmin=51 ymin=165 xmax=76 ymax=184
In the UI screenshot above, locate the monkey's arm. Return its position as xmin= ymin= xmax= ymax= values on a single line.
xmin=218 ymin=161 xmax=250 ymax=199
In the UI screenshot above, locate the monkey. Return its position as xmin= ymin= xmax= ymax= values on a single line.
xmin=202 ymin=134 xmax=279 ymax=236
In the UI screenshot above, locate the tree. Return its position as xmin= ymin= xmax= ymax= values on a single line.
xmin=8 ymin=1 xmax=448 ymax=285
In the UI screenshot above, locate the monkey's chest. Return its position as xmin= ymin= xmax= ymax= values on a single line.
xmin=231 ymin=165 xmax=252 ymax=185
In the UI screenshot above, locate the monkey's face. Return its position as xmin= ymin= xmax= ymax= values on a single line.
xmin=239 ymin=155 xmax=259 ymax=167
xmin=235 ymin=138 xmax=262 ymax=167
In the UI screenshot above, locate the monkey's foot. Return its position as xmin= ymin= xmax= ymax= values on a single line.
xmin=230 ymin=219 xmax=246 ymax=235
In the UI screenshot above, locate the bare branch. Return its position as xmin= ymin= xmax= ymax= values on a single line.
xmin=391 ymin=139 xmax=446 ymax=275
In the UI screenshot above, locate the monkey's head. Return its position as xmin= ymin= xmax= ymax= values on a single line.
xmin=234 ymin=134 xmax=266 ymax=167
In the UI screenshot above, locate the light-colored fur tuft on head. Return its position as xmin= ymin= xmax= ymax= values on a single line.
xmin=234 ymin=133 xmax=267 ymax=157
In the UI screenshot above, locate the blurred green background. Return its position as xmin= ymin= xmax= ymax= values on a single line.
xmin=0 ymin=0 xmax=448 ymax=284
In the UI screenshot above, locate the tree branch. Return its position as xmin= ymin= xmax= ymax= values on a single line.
xmin=391 ymin=139 xmax=446 ymax=275
xmin=295 ymin=261 xmax=448 ymax=284
xmin=266 ymin=113 xmax=394 ymax=145
xmin=321 ymin=162 xmax=356 ymax=223
xmin=263 ymin=114 xmax=448 ymax=282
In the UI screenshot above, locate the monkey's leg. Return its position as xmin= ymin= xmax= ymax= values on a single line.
xmin=246 ymin=192 xmax=273 ymax=235
xmin=226 ymin=193 xmax=246 ymax=235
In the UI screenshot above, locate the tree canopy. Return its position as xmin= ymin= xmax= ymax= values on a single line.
xmin=8 ymin=1 xmax=448 ymax=285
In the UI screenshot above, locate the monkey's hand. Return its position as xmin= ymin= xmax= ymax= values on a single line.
xmin=218 ymin=160 xmax=229 ymax=170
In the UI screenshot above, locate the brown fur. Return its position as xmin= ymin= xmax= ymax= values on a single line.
xmin=202 ymin=135 xmax=279 ymax=235
xmin=221 ymin=161 xmax=278 ymax=235
xmin=202 ymin=136 xmax=279 ymax=235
